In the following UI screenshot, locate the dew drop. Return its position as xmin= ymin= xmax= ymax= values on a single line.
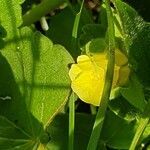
xmin=141 ymin=143 xmax=145 ymax=147
xmin=17 ymin=46 xmax=20 ymax=50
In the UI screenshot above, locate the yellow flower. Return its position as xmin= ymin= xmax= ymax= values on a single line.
xmin=69 ymin=49 xmax=130 ymax=106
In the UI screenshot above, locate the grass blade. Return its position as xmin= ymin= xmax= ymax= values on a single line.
xmin=68 ymin=1 xmax=84 ymax=149
xmin=69 ymin=92 xmax=75 ymax=150
xmin=87 ymin=0 xmax=116 ymax=149
xmin=129 ymin=100 xmax=150 ymax=150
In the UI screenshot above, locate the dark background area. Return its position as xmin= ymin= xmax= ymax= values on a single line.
xmin=124 ymin=0 xmax=150 ymax=22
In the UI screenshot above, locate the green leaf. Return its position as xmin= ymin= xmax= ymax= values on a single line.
xmin=46 ymin=6 xmax=92 ymax=58
xmin=113 ymin=0 xmax=150 ymax=86
xmin=129 ymin=100 xmax=150 ymax=150
xmin=1 ymin=25 xmax=73 ymax=125
xmin=120 ymin=75 xmax=146 ymax=112
xmin=79 ymin=24 xmax=106 ymax=48
xmin=0 ymin=116 xmax=35 ymax=150
xmin=0 ymin=0 xmax=73 ymax=149
xmin=142 ymin=123 xmax=150 ymax=143
xmin=113 ymin=0 xmax=144 ymax=47
xmin=46 ymin=8 xmax=75 ymax=54
xmin=85 ymin=38 xmax=106 ymax=54
xmin=46 ymin=113 xmax=95 ymax=150
xmin=98 ymin=4 xmax=108 ymax=28
xmin=0 ymin=0 xmax=23 ymax=39
xmin=129 ymin=24 xmax=150 ymax=87
xmin=0 ymin=27 xmax=73 ymax=148
xmin=101 ymin=110 xmax=137 ymax=149
xmin=109 ymin=96 xmax=139 ymax=121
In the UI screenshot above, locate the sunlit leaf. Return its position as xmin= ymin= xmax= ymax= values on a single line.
xmin=114 ymin=0 xmax=150 ymax=86
xmin=0 ymin=0 xmax=73 ymax=149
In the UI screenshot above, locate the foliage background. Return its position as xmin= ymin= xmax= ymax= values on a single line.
xmin=0 ymin=0 xmax=150 ymax=150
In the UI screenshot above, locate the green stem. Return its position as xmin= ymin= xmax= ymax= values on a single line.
xmin=87 ymin=0 xmax=116 ymax=149
xmin=22 ymin=0 xmax=66 ymax=26
xmin=69 ymin=92 xmax=75 ymax=150
xmin=71 ymin=0 xmax=84 ymax=57
xmin=72 ymin=0 xmax=84 ymax=39
xmin=90 ymin=105 xmax=97 ymax=115
xmin=129 ymin=100 xmax=150 ymax=150
xmin=68 ymin=1 xmax=84 ymax=148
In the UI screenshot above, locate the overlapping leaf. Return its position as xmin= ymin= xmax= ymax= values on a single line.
xmin=113 ymin=0 xmax=150 ymax=87
xmin=101 ymin=110 xmax=137 ymax=149
xmin=0 ymin=0 xmax=73 ymax=149
xmin=46 ymin=6 xmax=92 ymax=58
xmin=46 ymin=113 xmax=95 ymax=150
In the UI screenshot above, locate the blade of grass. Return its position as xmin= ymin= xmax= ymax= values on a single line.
xmin=87 ymin=0 xmax=116 ymax=149
xmin=129 ymin=100 xmax=150 ymax=150
xmin=68 ymin=1 xmax=84 ymax=150
xmin=72 ymin=0 xmax=84 ymax=39
xmin=69 ymin=91 xmax=75 ymax=150
xmin=71 ymin=0 xmax=84 ymax=56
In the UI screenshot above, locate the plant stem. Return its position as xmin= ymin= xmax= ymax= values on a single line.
xmin=129 ymin=100 xmax=150 ymax=150
xmin=71 ymin=0 xmax=84 ymax=57
xmin=22 ymin=0 xmax=66 ymax=26
xmin=68 ymin=1 xmax=84 ymax=149
xmin=90 ymin=105 xmax=97 ymax=115
xmin=87 ymin=0 xmax=116 ymax=149
xmin=69 ymin=92 xmax=75 ymax=150
xmin=72 ymin=0 xmax=84 ymax=39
